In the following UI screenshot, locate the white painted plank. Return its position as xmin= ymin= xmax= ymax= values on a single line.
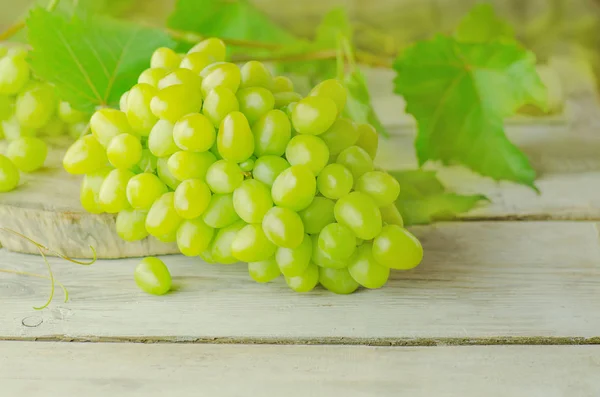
xmin=1 ymin=342 xmax=599 ymax=397
xmin=0 ymin=221 xmax=599 ymax=341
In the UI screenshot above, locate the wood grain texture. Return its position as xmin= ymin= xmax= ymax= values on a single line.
xmin=1 ymin=342 xmax=599 ymax=397
xmin=1 ymin=221 xmax=599 ymax=341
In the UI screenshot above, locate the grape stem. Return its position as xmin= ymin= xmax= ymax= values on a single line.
xmin=0 ymin=0 xmax=61 ymax=41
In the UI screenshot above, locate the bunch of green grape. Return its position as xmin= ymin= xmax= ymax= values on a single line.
xmin=0 ymin=44 xmax=89 ymax=193
xmin=63 ymin=38 xmax=423 ymax=294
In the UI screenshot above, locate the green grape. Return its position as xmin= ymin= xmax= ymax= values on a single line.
xmin=63 ymin=135 xmax=108 ymax=175
xmin=106 ymin=133 xmax=142 ymax=169
xmin=248 ymin=259 xmax=281 ymax=283
xmin=272 ymin=76 xmax=294 ymax=93
xmin=240 ymin=61 xmax=273 ymax=89
xmin=0 ymin=154 xmax=20 ymax=192
xmin=253 ymin=109 xmax=291 ymax=157
xmin=156 ymin=156 xmax=180 ymax=190
xmin=200 ymin=62 xmax=241 ymax=97
xmin=150 ymin=47 xmax=181 ymax=71
xmin=98 ymin=169 xmax=135 ymax=213
xmin=205 ymin=160 xmax=243 ymax=194
xmin=180 ymin=52 xmax=213 ymax=74
xmin=334 ymin=192 xmax=382 ymax=240
xmin=200 ymin=249 xmax=217 ymax=263
xmin=0 ymin=45 xmax=7 ymax=57
xmin=134 ymin=257 xmax=172 ymax=296
xmin=298 ymin=196 xmax=335 ymax=235
xmin=167 ymin=150 xmax=216 ymax=181
xmin=148 ymin=120 xmax=178 ymax=158
xmin=239 ymin=156 xmax=255 ymax=172
xmin=319 ymin=118 xmax=359 ymax=156
xmin=58 ymin=101 xmax=86 ymax=124
xmin=157 ymin=68 xmax=202 ymax=90
xmin=355 ymin=171 xmax=400 ymax=207
xmin=309 ymin=79 xmax=347 ymax=113
xmin=356 ymin=123 xmax=378 ymax=159
xmin=80 ymin=168 xmax=110 ymax=213
xmin=6 ymin=137 xmax=47 ymax=172
xmin=217 ymin=111 xmax=254 ymax=163
xmin=318 ymin=223 xmax=356 ymax=261
xmin=40 ymin=117 xmax=65 ymax=137
xmin=232 ymin=224 xmax=277 ymax=262
xmin=126 ymin=83 xmax=158 ymax=135
xmin=90 ymin=108 xmax=132 ymax=147
xmin=176 ymin=218 xmax=215 ymax=257
xmin=271 ymin=165 xmax=316 ymax=211
xmin=316 ymin=163 xmax=353 ymax=200
xmin=262 ymin=206 xmax=304 ymax=248
xmin=156 ymin=229 xmax=178 ymax=243
xmin=276 ymin=233 xmax=312 ymax=277
xmin=232 ymin=179 xmax=273 ymax=223
xmin=145 ymin=192 xmax=183 ymax=237
xmin=1 ymin=115 xmax=35 ymax=140
xmin=291 ymin=96 xmax=338 ymax=135
xmin=150 ymin=84 xmax=203 ymax=123
xmin=319 ymin=267 xmax=359 ymax=294
xmin=372 ymin=225 xmax=423 ymax=270
xmin=311 ymin=233 xmax=346 ymax=269
xmin=336 ymin=146 xmax=374 ymax=181
xmin=127 ymin=172 xmax=168 ymax=210
xmin=236 ymin=87 xmax=275 ymax=125
xmin=174 ymin=179 xmax=212 ymax=219
xmin=0 ymin=54 xmax=30 ymax=95
xmin=138 ymin=67 xmax=168 ymax=88
xmin=173 ymin=113 xmax=215 ymax=152
xmin=116 ymin=209 xmax=149 ymax=241
xmin=285 ymin=135 xmax=329 ymax=175
xmin=273 ymin=92 xmax=302 ymax=109
xmin=202 ymin=86 xmax=239 ymax=127
xmin=380 ymin=204 xmax=404 ymax=227
xmin=67 ymin=122 xmax=87 ymax=139
xmin=285 ymin=262 xmax=319 ymax=292
xmin=284 ymin=102 xmax=297 ymax=120
xmin=188 ymin=38 xmax=226 ymax=62
xmin=137 ymin=149 xmax=158 ymax=173
xmin=348 ymin=243 xmax=390 ymax=289
xmin=15 ymin=82 xmax=57 ymax=129
xmin=252 ymin=156 xmax=289 ymax=187
xmin=202 ymin=193 xmax=240 ymax=228
xmin=210 ymin=220 xmax=246 ymax=264
xmin=0 ymin=95 xmax=13 ymax=121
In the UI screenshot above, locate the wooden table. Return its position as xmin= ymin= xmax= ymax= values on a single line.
xmin=1 ymin=67 xmax=599 ymax=396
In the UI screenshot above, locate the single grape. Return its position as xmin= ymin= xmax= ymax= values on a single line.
xmin=355 ymin=171 xmax=400 ymax=207
xmin=63 ymin=135 xmax=108 ymax=175
xmin=356 ymin=123 xmax=378 ymax=159
xmin=319 ymin=267 xmax=359 ymax=294
xmin=167 ymin=150 xmax=216 ymax=181
xmin=372 ymin=225 xmax=423 ymax=270
xmin=232 ymin=179 xmax=273 ymax=223
xmin=319 ymin=118 xmax=359 ymax=155
xmin=248 ymin=259 xmax=281 ymax=283
xmin=37 ymin=116 xmax=62 ymax=137
xmin=239 ymin=156 xmax=255 ymax=172
xmin=273 ymin=91 xmax=302 ymax=109
xmin=176 ymin=218 xmax=215 ymax=257
xmin=276 ymin=233 xmax=312 ymax=277
xmin=291 ymin=96 xmax=338 ymax=135
xmin=119 ymin=91 xmax=130 ymax=113
xmin=145 ymin=192 xmax=183 ymax=238
xmin=272 ymin=76 xmax=294 ymax=93
xmin=236 ymin=87 xmax=275 ymax=125
xmin=380 ymin=204 xmax=404 ymax=227
xmin=240 ymin=61 xmax=273 ymax=89
xmin=210 ymin=220 xmax=246 ymax=264
xmin=318 ymin=223 xmax=356 ymax=261
xmin=0 ymin=154 xmax=20 ymax=192
xmin=205 ymin=160 xmax=244 ymax=194
xmin=180 ymin=52 xmax=213 ymax=74
xmin=0 ymin=54 xmax=30 ymax=95
xmin=316 ymin=163 xmax=353 ymax=200
xmin=90 ymin=108 xmax=132 ymax=147
xmin=150 ymin=47 xmax=181 ymax=71
xmin=348 ymin=243 xmax=390 ymax=289
xmin=173 ymin=113 xmax=216 ymax=152
xmin=217 ymin=111 xmax=254 ymax=163
xmin=285 ymin=134 xmax=329 ymax=175
xmin=116 ymin=209 xmax=149 ymax=241
xmin=309 ymin=79 xmax=347 ymax=113
xmin=298 ymin=196 xmax=335 ymax=235
xmin=57 ymin=101 xmax=87 ymax=124
xmin=174 ymin=179 xmax=212 ymax=219
xmin=336 ymin=145 xmax=374 ymax=182
xmin=98 ymin=169 xmax=135 ymax=213
xmin=311 ymin=234 xmax=346 ymax=269
xmin=262 ymin=206 xmax=304 ymax=248
xmin=271 ymin=165 xmax=316 ymax=211
xmin=202 ymin=193 xmax=241 ymax=228
xmin=232 ymin=224 xmax=277 ymax=262
xmin=134 ymin=257 xmax=172 ymax=296
xmin=138 ymin=67 xmax=168 ymax=88
xmin=106 ymin=133 xmax=142 ymax=169
xmin=6 ymin=137 xmax=47 ymax=172
xmin=200 ymin=62 xmax=241 ymax=97
xmin=157 ymin=156 xmax=181 ymax=190
xmin=126 ymin=83 xmax=158 ymax=135
xmin=252 ymin=156 xmax=290 ymax=187
xmin=148 ymin=120 xmax=179 ymax=158
xmin=202 ymin=86 xmax=239 ymax=127
xmin=1 ymin=115 xmax=35 ymax=140
xmin=127 ymin=172 xmax=168 ymax=210
xmin=157 ymin=68 xmax=202 ymax=90
xmin=150 ymin=84 xmax=203 ymax=123
xmin=188 ymin=38 xmax=226 ymax=62
xmin=15 ymin=82 xmax=57 ymax=129
xmin=253 ymin=109 xmax=291 ymax=157
xmin=80 ymin=168 xmax=110 ymax=213
xmin=0 ymin=95 xmax=13 ymax=121
xmin=285 ymin=262 xmax=319 ymax=292
xmin=155 ymin=229 xmax=178 ymax=243
xmin=334 ymin=191 xmax=382 ymax=240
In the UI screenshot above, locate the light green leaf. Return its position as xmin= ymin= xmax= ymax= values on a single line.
xmin=390 ymin=170 xmax=488 ymax=225
xmin=27 ymin=8 xmax=175 ymax=113
xmin=343 ymin=69 xmax=388 ymax=137
xmin=455 ymin=4 xmax=514 ymax=43
xmin=393 ymin=35 xmax=547 ymax=188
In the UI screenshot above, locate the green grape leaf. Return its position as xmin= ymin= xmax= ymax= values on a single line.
xmin=455 ymin=4 xmax=514 ymax=43
xmin=390 ymin=170 xmax=488 ymax=226
xmin=27 ymin=8 xmax=174 ymax=113
xmin=343 ymin=68 xmax=389 ymax=137
xmin=393 ymin=35 xmax=547 ymax=189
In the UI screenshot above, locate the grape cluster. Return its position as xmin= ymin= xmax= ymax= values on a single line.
xmin=0 ymin=45 xmax=89 ymax=192
xmin=63 ymin=38 xmax=423 ymax=294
